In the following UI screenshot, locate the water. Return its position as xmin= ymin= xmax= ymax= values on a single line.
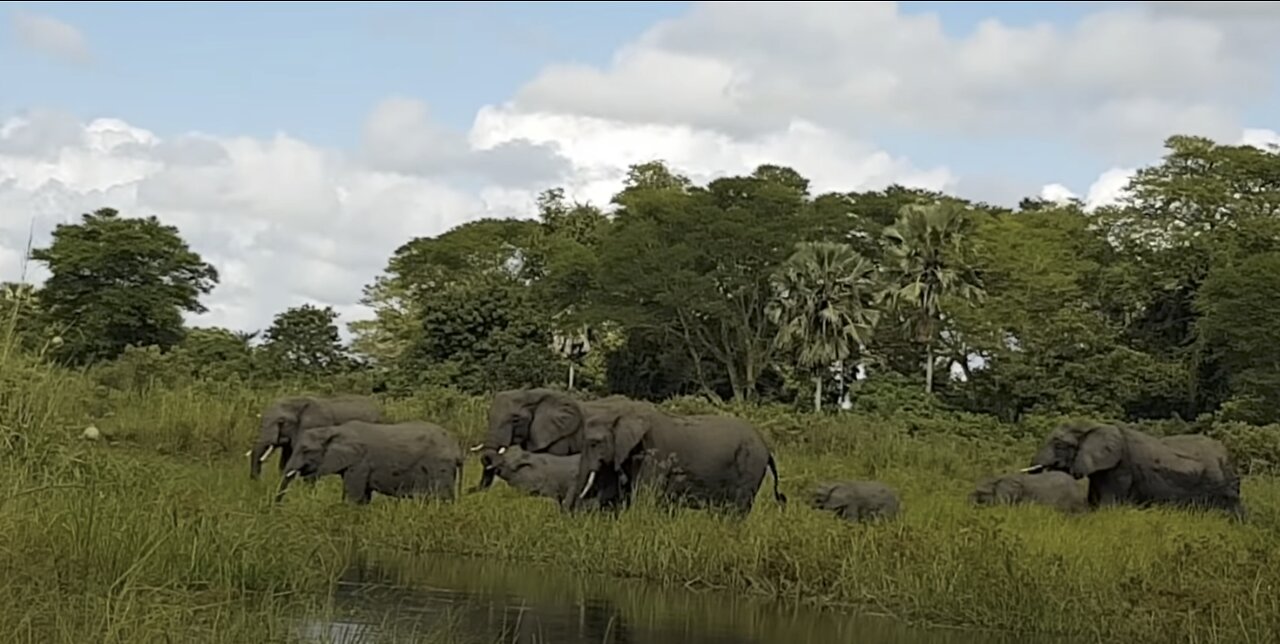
xmin=299 ymin=553 xmax=1041 ymax=644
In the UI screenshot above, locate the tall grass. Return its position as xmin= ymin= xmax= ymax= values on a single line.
xmin=2 ymin=324 xmax=1279 ymax=642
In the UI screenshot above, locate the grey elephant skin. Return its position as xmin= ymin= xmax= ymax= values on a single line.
xmin=491 ymin=445 xmax=597 ymax=511
xmin=1025 ymin=421 xmax=1245 ymax=518
xmin=969 ymin=471 xmax=1087 ymax=513
xmin=568 ymin=400 xmax=787 ymax=516
xmin=471 ymin=388 xmax=630 ymax=493
xmin=274 ymin=420 xmax=463 ymax=505
xmin=808 ymin=480 xmax=900 ymax=522
xmin=249 ymin=394 xmax=383 ymax=480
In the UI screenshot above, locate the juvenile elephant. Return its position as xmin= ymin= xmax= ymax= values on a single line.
xmin=969 ymin=470 xmax=1087 ymax=513
xmin=490 ymin=446 xmax=601 ymax=511
xmin=1024 ymin=421 xmax=1245 ymax=518
xmin=274 ymin=420 xmax=463 ymax=505
xmin=567 ymin=401 xmax=787 ymax=516
xmin=808 ymin=480 xmax=901 ymax=522
xmin=470 ymin=388 xmax=631 ymax=493
xmin=248 ymin=394 xmax=383 ymax=480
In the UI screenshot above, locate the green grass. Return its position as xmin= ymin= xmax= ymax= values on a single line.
xmin=3 ymin=352 xmax=1280 ymax=643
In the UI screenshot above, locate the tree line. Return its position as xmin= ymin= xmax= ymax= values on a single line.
xmin=7 ymin=134 xmax=1280 ymax=428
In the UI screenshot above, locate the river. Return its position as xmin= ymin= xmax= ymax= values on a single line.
xmin=297 ymin=553 xmax=1041 ymax=644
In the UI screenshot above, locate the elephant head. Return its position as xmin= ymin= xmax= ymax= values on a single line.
xmin=470 ymin=388 xmax=587 ymax=491
xmin=250 ymin=397 xmax=316 ymax=480
xmin=569 ymin=405 xmax=648 ymax=509
xmin=969 ymin=475 xmax=1023 ymax=506
xmin=1025 ymin=421 xmax=1123 ymax=480
xmin=274 ymin=426 xmax=356 ymax=502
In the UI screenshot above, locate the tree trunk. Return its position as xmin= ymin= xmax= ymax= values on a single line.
xmin=925 ymin=342 xmax=934 ymax=394
xmin=568 ymin=363 xmax=576 ymax=391
xmin=813 ymin=375 xmax=822 ymax=413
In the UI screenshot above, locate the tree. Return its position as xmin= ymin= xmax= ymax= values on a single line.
xmin=260 ymin=304 xmax=352 ymax=378
xmin=1194 ymin=252 xmax=1280 ymax=423
xmin=595 ymin=162 xmax=813 ymax=401
xmin=29 ymin=207 xmax=219 ymax=365
xmin=880 ymin=201 xmax=986 ymax=393
xmin=768 ymin=241 xmax=881 ymax=412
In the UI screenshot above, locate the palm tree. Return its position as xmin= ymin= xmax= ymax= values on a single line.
xmin=880 ymin=201 xmax=985 ymax=393
xmin=767 ymin=241 xmax=881 ymax=412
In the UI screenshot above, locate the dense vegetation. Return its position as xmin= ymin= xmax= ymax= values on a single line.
xmin=3 ymin=134 xmax=1280 ymax=643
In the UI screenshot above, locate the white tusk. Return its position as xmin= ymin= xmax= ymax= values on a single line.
xmin=468 ymin=443 xmax=484 ymax=452
xmin=1020 ymin=464 xmax=1046 ymax=473
xmin=284 ymin=470 xmax=299 ymax=479
xmin=497 ymin=446 xmax=506 ymax=455
xmin=244 ymin=450 xmax=252 ymax=458
xmin=258 ymin=445 xmax=274 ymax=462
xmin=578 ymin=470 xmax=597 ymax=500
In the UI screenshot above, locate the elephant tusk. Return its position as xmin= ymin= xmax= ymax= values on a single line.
xmin=244 ymin=449 xmax=252 ymax=458
xmin=258 ymin=445 xmax=274 ymax=462
xmin=1020 ymin=464 xmax=1046 ymax=474
xmin=497 ymin=446 xmax=506 ymax=455
xmin=284 ymin=470 xmax=299 ymax=479
xmin=579 ymin=471 xmax=597 ymax=500
xmin=468 ymin=443 xmax=484 ymax=452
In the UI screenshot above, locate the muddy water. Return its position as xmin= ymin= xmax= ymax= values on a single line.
xmin=298 ymin=553 xmax=1044 ymax=644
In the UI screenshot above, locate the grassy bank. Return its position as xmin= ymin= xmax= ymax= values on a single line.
xmin=3 ymin=355 xmax=1280 ymax=642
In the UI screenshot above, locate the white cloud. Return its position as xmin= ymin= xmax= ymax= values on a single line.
xmin=1242 ymin=128 xmax=1280 ymax=150
xmin=508 ymin=2 xmax=1276 ymax=160
xmin=0 ymin=111 xmax=509 ymax=337
xmin=469 ymin=107 xmax=954 ymax=208
xmin=2 ymin=100 xmax=950 ymax=337
xmin=9 ymin=10 xmax=92 ymax=66
xmin=1039 ymin=183 xmax=1078 ymax=204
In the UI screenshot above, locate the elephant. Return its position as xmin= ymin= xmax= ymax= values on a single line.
xmin=248 ymin=394 xmax=383 ymax=480
xmin=274 ymin=420 xmax=463 ymax=505
xmin=969 ymin=470 xmax=1087 ymax=513
xmin=469 ymin=388 xmax=631 ymax=493
xmin=490 ymin=445 xmax=599 ymax=511
xmin=808 ymin=480 xmax=901 ymax=522
xmin=567 ymin=400 xmax=787 ymax=516
xmin=1024 ymin=421 xmax=1246 ymax=518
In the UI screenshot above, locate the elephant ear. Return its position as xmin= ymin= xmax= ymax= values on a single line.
xmin=612 ymin=413 xmax=648 ymax=469
xmin=296 ymin=398 xmax=337 ymax=432
xmin=527 ymin=392 xmax=581 ymax=452
xmin=1072 ymin=425 xmax=1123 ymax=478
xmin=317 ymin=429 xmax=361 ymax=476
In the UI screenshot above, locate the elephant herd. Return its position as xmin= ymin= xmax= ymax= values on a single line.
xmin=247 ymin=391 xmax=1249 ymax=524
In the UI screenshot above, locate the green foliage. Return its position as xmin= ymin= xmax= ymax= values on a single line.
xmin=258 ymin=303 xmax=354 ymax=378
xmin=28 ymin=208 xmax=219 ymax=365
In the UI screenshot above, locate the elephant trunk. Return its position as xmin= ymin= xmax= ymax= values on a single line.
xmin=249 ymin=441 xmax=275 ymax=480
xmin=274 ymin=469 xmax=299 ymax=503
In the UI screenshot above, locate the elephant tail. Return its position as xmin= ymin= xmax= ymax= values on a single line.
xmin=768 ymin=453 xmax=787 ymax=506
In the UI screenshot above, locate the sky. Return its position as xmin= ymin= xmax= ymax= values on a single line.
xmin=3 ymin=1 xmax=1280 ymax=337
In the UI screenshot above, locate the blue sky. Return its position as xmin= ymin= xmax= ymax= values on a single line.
xmin=5 ymin=1 xmax=1274 ymax=192
xmin=2 ymin=1 xmax=1279 ymax=333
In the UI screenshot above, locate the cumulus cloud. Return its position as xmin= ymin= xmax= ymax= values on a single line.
xmin=2 ymin=99 xmax=950 ymax=336
xmin=359 ymin=97 xmax=570 ymax=186
xmin=9 ymin=10 xmax=92 ymax=65
xmin=0 ymin=111 xmax=507 ymax=336
xmin=469 ymin=107 xmax=954 ymax=207
xmin=507 ymin=2 xmax=1275 ymax=160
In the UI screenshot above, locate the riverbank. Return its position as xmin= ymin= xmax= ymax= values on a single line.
xmin=1 ymin=434 xmax=1276 ymax=643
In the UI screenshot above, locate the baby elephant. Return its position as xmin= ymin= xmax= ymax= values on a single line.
xmin=808 ymin=480 xmax=901 ymax=523
xmin=969 ymin=470 xmax=1087 ymax=513
xmin=275 ymin=420 xmax=463 ymax=505
xmin=490 ymin=446 xmax=594 ymax=510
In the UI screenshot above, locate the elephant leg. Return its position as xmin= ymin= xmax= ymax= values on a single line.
xmin=342 ymin=467 xmax=372 ymax=505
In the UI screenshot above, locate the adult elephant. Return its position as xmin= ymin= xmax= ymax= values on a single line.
xmin=567 ymin=401 xmax=787 ymax=516
xmin=274 ymin=420 xmax=463 ymax=505
xmin=469 ymin=388 xmax=629 ymax=493
xmin=248 ymin=394 xmax=383 ymax=480
xmin=1023 ymin=421 xmax=1245 ymax=518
